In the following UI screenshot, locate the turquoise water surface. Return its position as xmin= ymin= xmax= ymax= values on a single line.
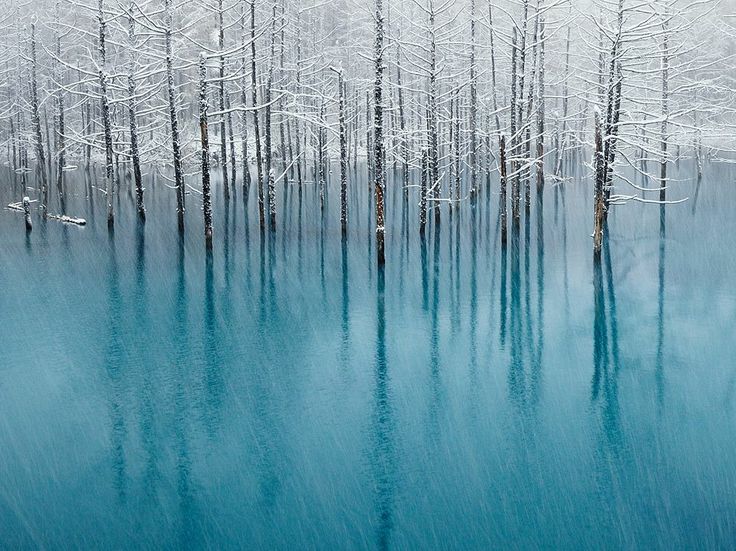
xmin=1 ymin=163 xmax=735 ymax=549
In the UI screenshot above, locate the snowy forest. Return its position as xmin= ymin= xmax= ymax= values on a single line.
xmin=4 ymin=0 xmax=736 ymax=258
xmin=3 ymin=0 xmax=736 ymax=547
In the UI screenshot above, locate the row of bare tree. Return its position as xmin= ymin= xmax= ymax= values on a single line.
xmin=2 ymin=0 xmax=734 ymax=259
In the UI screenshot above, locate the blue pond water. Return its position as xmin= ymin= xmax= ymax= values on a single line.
xmin=1 ymin=162 xmax=735 ymax=549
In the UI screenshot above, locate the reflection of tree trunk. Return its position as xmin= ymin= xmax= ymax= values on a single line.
xmin=592 ymin=255 xmax=607 ymax=402
xmin=508 ymin=224 xmax=523 ymax=408
xmin=203 ymin=251 xmax=223 ymax=435
xmin=470 ymin=208 xmax=478 ymax=379
xmin=421 ymin=227 xmax=428 ymax=312
xmin=106 ymin=234 xmax=126 ymax=501
xmin=173 ymin=238 xmax=192 ymax=541
xmin=656 ymin=206 xmax=666 ymax=407
xmin=429 ymin=222 xmax=441 ymax=431
xmin=500 ymin=235 xmax=508 ymax=348
xmin=603 ymin=222 xmax=620 ymax=372
xmin=340 ymin=235 xmax=350 ymax=370
xmin=371 ymin=265 xmax=394 ymax=550
xmin=592 ymin=219 xmax=623 ymax=468
xmin=531 ymin=187 xmax=545 ymax=408
xmin=499 ymin=136 xmax=508 ymax=246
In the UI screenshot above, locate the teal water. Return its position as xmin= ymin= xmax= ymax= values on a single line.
xmin=1 ymin=163 xmax=735 ymax=549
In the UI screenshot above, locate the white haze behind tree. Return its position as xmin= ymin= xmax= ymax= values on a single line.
xmin=2 ymin=0 xmax=735 ymax=248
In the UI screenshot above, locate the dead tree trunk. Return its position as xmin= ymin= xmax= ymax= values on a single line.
xmin=29 ymin=24 xmax=48 ymax=217
xmin=265 ymin=5 xmax=277 ymax=230
xmin=240 ymin=1 xmax=252 ymax=196
xmin=374 ymin=0 xmax=386 ymax=266
xmin=536 ymin=17 xmax=545 ymax=192
xmin=217 ymin=0 xmax=229 ymax=199
xmin=199 ymin=54 xmax=213 ymax=248
xmin=127 ymin=6 xmax=145 ymax=220
xmin=54 ymin=25 xmax=67 ymax=214
xmin=469 ymin=0 xmax=478 ymax=199
xmin=334 ymin=68 xmax=348 ymax=234
xmin=428 ymin=0 xmax=439 ymax=224
xmin=165 ymin=0 xmax=185 ymax=230
xmin=97 ymin=2 xmax=115 ymax=227
xmin=660 ymin=16 xmax=669 ymax=202
xmin=488 ymin=0 xmax=500 ymax=134
xmin=420 ymin=148 xmax=428 ymax=236
xmin=593 ymin=110 xmax=605 ymax=255
xmin=396 ymin=38 xmax=409 ymax=198
xmin=500 ymin=135 xmax=508 ymax=246
xmin=510 ymin=27 xmax=519 ymax=222
xmin=23 ymin=196 xmax=32 ymax=231
xmin=250 ymin=0 xmax=265 ymax=228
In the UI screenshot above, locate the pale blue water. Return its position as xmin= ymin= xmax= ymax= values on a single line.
xmin=1 ymin=163 xmax=735 ymax=549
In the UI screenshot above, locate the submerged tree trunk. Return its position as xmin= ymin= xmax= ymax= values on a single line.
xmin=127 ymin=6 xmax=144 ymax=220
xmin=226 ymin=94 xmax=237 ymax=188
xmin=240 ymin=2 xmax=252 ymax=196
xmin=488 ymin=0 xmax=500 ymax=134
xmin=660 ymin=15 xmax=669 ymax=202
xmin=97 ymin=2 xmax=115 ymax=227
xmin=251 ymin=0 xmax=265 ymax=228
xmin=335 ymin=69 xmax=348 ymax=234
xmin=593 ymin=110 xmax=604 ymax=255
xmin=23 ymin=196 xmax=32 ymax=231
xmin=396 ymin=38 xmax=409 ymax=198
xmin=165 ymin=0 xmax=185 ymax=230
xmin=554 ymin=26 xmax=571 ymax=180
xmin=318 ymin=100 xmax=326 ymax=211
xmin=199 ymin=55 xmax=213 ymax=248
xmin=500 ymin=135 xmax=508 ymax=246
xmin=510 ymin=27 xmax=519 ymax=222
xmin=29 ymin=24 xmax=48 ymax=217
xmin=420 ymin=148 xmax=428 ymax=236
xmin=217 ymin=0 xmax=229 ymax=199
xmin=428 ymin=0 xmax=439 ymax=224
xmin=265 ymin=5 xmax=277 ymax=230
xmin=373 ymin=0 xmax=386 ymax=266
xmin=536 ymin=17 xmax=545 ymax=192
xmin=469 ymin=0 xmax=478 ymax=199
xmin=55 ymin=26 xmax=67 ymax=214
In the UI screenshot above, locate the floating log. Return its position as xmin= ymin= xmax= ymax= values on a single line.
xmin=47 ymin=213 xmax=86 ymax=226
xmin=8 ymin=201 xmax=85 ymax=227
